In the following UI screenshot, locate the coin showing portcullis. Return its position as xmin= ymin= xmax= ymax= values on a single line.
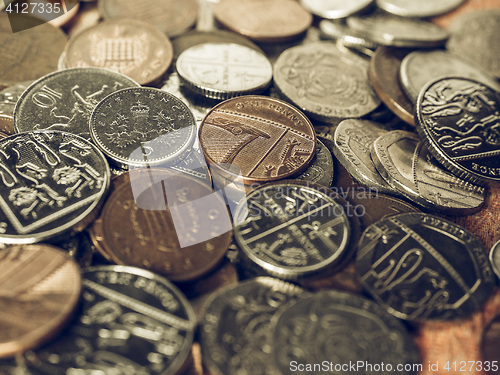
xmin=415 ymin=77 xmax=500 ymax=184
xmin=199 ymin=95 xmax=316 ymax=184
xmin=0 ymin=131 xmax=110 ymax=244
xmin=356 ymin=212 xmax=495 ymax=321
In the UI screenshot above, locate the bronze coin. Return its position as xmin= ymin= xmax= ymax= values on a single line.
xmin=0 ymin=114 xmax=13 ymax=135
xmin=369 ymin=46 xmax=415 ymax=127
xmin=90 ymin=168 xmax=233 ymax=282
xmin=199 ymin=95 xmax=316 ymax=184
xmin=0 ymin=14 xmax=67 ymax=86
xmin=481 ymin=313 xmax=500 ymax=375
xmin=64 ymin=19 xmax=173 ymax=85
xmin=214 ymin=0 xmax=313 ymax=43
xmin=64 ymin=1 xmax=102 ymax=38
xmin=0 ymin=244 xmax=81 ymax=358
xmin=432 ymin=0 xmax=500 ymax=28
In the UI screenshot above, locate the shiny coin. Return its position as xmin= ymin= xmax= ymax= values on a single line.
xmin=214 ymin=0 xmax=313 ymax=43
xmin=176 ymin=43 xmax=273 ymax=100
xmin=14 ymin=68 xmax=139 ymax=141
xmin=0 ymin=131 xmax=110 ymax=244
xmin=272 ymin=290 xmax=420 ymax=375
xmin=274 ymin=42 xmax=380 ymax=122
xmin=64 ymin=19 xmax=174 ymax=85
xmin=0 ymin=244 xmax=81 ymax=358
xmin=200 ymin=277 xmax=307 ymax=375
xmin=90 ymin=168 xmax=232 ymax=282
xmin=291 ymin=139 xmax=334 ymax=187
xmin=0 ymin=114 xmax=13 ymax=135
xmin=25 ymin=265 xmax=196 ymax=375
xmin=356 ymin=212 xmax=495 ymax=321
xmin=319 ymin=19 xmax=379 ymax=52
xmin=376 ymin=0 xmax=465 ymax=18
xmin=90 ymin=87 xmax=196 ymax=168
xmin=0 ymin=81 xmax=34 ymax=117
xmin=489 ymin=240 xmax=500 ymax=280
xmin=299 ymin=0 xmax=373 ymax=19
xmin=199 ymin=95 xmax=316 ymax=184
xmin=480 ymin=314 xmax=500 ymax=375
xmin=415 ymin=77 xmax=500 ymax=184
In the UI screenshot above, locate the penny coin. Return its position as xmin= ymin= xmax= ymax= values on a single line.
xmin=64 ymin=19 xmax=174 ymax=85
xmin=0 ymin=131 xmax=110 ymax=244
xmin=0 ymin=244 xmax=81 ymax=358
xmin=176 ymin=43 xmax=273 ymax=100
xmin=271 ymin=290 xmax=420 ymax=375
xmin=24 ymin=265 xmax=197 ymax=375
xmin=300 ymin=0 xmax=374 ymax=19
xmin=99 ymin=0 xmax=198 ymax=37
xmin=0 ymin=114 xmax=13 ymax=135
xmin=481 ymin=313 xmax=500 ymax=375
xmin=200 ymin=277 xmax=307 ymax=375
xmin=369 ymin=46 xmax=415 ymax=126
xmin=274 ymin=42 xmax=380 ymax=122
xmin=489 ymin=240 xmax=500 ymax=281
xmin=65 ymin=1 xmax=101 ymax=38
xmin=291 ymin=139 xmax=334 ymax=187
xmin=356 ymin=212 xmax=495 ymax=321
xmin=199 ymin=95 xmax=316 ymax=184
xmin=415 ymin=77 xmax=500 ymax=184
xmin=90 ymin=168 xmax=232 ymax=282
xmin=377 ymin=0 xmax=465 ymax=18
xmin=0 ymin=81 xmax=34 ymax=117
xmin=214 ymin=0 xmax=313 ymax=43
xmin=14 ymin=68 xmax=139 ymax=141
xmin=90 ymin=87 xmax=197 ymax=168
xmin=0 ymin=14 xmax=66 ymax=86
xmin=446 ymin=9 xmax=500 ymax=78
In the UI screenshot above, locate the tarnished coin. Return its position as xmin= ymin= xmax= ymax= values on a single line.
xmin=376 ymin=0 xmax=465 ymax=18
xmin=90 ymin=168 xmax=232 ymax=282
xmin=299 ymin=0 xmax=373 ymax=19
xmin=480 ymin=314 xmax=500 ymax=375
xmin=400 ymin=50 xmax=500 ymax=103
xmin=415 ymin=77 xmax=500 ymax=184
xmin=199 ymin=95 xmax=316 ymax=184
xmin=99 ymin=0 xmax=198 ymax=37
xmin=489 ymin=240 xmax=500 ymax=281
xmin=176 ymin=43 xmax=273 ymax=100
xmin=90 ymin=87 xmax=196 ymax=168
xmin=446 ymin=9 xmax=500 ymax=78
xmin=0 ymin=114 xmax=13 ymax=135
xmin=0 ymin=14 xmax=67 ymax=86
xmin=0 ymin=131 xmax=110 ymax=243
xmin=214 ymin=0 xmax=313 ymax=43
xmin=200 ymin=277 xmax=307 ymax=375
xmin=274 ymin=42 xmax=380 ymax=122
xmin=271 ymin=290 xmax=420 ymax=375
xmin=64 ymin=19 xmax=174 ymax=85
xmin=0 ymin=81 xmax=34 ymax=117
xmin=25 ymin=265 xmax=196 ymax=375
xmin=14 ymin=68 xmax=139 ymax=141
xmin=0 ymin=244 xmax=81 ymax=358
xmin=291 ymin=139 xmax=334 ymax=187
xmin=356 ymin=212 xmax=495 ymax=321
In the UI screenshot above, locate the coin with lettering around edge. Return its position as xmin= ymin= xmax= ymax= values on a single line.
xmin=0 ymin=244 xmax=81 ymax=358
xmin=356 ymin=212 xmax=495 ymax=321
xmin=291 ymin=139 xmax=334 ymax=188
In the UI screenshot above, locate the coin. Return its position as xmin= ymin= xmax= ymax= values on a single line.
xmin=65 ymin=1 xmax=101 ymax=38
xmin=480 ymin=313 xmax=500 ymax=375
xmin=319 ymin=19 xmax=379 ymax=53
xmin=431 ymin=0 xmax=500 ymax=28
xmin=176 ymin=43 xmax=273 ymax=100
xmin=271 ymin=290 xmax=420 ymax=375
xmin=14 ymin=68 xmax=139 ymax=141
xmin=214 ymin=0 xmax=313 ymax=43
xmin=0 ymin=131 xmax=110 ymax=244
xmin=24 ymin=265 xmax=197 ymax=375
xmin=0 ymin=114 xmax=13 ymax=135
xmin=0 ymin=244 xmax=81 ymax=358
xmin=90 ymin=168 xmax=232 ymax=282
xmin=356 ymin=212 xmax=495 ymax=321
xmin=90 ymin=87 xmax=197 ymax=168
xmin=376 ymin=0 xmax=465 ymax=18
xmin=99 ymin=0 xmax=198 ymax=37
xmin=199 ymin=95 xmax=316 ymax=184
xmin=200 ymin=277 xmax=307 ymax=375
xmin=0 ymin=14 xmax=66 ymax=86
xmin=489 ymin=240 xmax=500 ymax=281
xmin=415 ymin=77 xmax=500 ymax=184
xmin=64 ymin=19 xmax=174 ymax=85
xmin=299 ymin=0 xmax=374 ymax=19
xmin=0 ymin=81 xmax=34 ymax=117
xmin=291 ymin=139 xmax=334 ymax=187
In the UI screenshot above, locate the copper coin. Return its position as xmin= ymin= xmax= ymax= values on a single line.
xmin=90 ymin=168 xmax=233 ymax=282
xmin=432 ymin=0 xmax=500 ymax=28
xmin=214 ymin=0 xmax=313 ymax=43
xmin=99 ymin=0 xmax=198 ymax=37
xmin=64 ymin=1 xmax=102 ymax=38
xmin=369 ymin=46 xmax=415 ymax=126
xmin=0 ymin=114 xmax=13 ymax=135
xmin=64 ymin=19 xmax=173 ymax=85
xmin=199 ymin=95 xmax=316 ymax=184
xmin=0 ymin=14 xmax=67 ymax=86
xmin=0 ymin=244 xmax=81 ymax=358
xmin=481 ymin=313 xmax=500 ymax=375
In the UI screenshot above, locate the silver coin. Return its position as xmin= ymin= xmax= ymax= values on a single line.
xmin=319 ymin=19 xmax=379 ymax=52
xmin=176 ymin=43 xmax=273 ymax=100
xmin=0 ymin=131 xmax=110 ymax=243
xmin=273 ymin=42 xmax=380 ymax=122
xmin=299 ymin=0 xmax=373 ymax=19
xmin=292 ymin=139 xmax=334 ymax=187
xmin=376 ymin=0 xmax=465 ymax=18
xmin=400 ymin=50 xmax=500 ymax=103
xmin=57 ymin=51 xmax=67 ymax=71
xmin=490 ymin=240 xmax=500 ymax=281
xmin=0 ymin=81 xmax=33 ymax=116
xmin=14 ymin=68 xmax=140 ymax=141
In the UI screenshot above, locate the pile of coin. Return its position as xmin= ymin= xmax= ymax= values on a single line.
xmin=1 ymin=0 xmax=500 ymax=374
